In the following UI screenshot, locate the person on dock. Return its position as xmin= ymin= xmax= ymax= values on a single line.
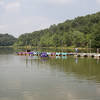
xmin=75 ymin=48 xmax=78 ymax=54
xmin=97 ymin=48 xmax=99 ymax=54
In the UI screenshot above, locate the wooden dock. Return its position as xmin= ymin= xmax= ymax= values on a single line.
xmin=72 ymin=53 xmax=100 ymax=59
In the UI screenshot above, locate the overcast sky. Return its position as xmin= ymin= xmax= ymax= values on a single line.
xmin=0 ymin=0 xmax=100 ymax=37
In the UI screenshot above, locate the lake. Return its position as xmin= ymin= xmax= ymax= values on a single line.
xmin=0 ymin=48 xmax=100 ymax=100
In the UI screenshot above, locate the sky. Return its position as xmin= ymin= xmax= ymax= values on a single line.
xmin=0 ymin=0 xmax=100 ymax=37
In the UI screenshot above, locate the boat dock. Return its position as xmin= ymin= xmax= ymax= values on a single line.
xmin=72 ymin=53 xmax=100 ymax=58
xmin=17 ymin=52 xmax=100 ymax=59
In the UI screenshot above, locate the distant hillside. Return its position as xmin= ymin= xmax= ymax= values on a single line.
xmin=16 ymin=12 xmax=100 ymax=48
xmin=0 ymin=34 xmax=17 ymax=46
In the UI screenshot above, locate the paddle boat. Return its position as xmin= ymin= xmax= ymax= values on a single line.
xmin=51 ymin=52 xmax=56 ymax=56
xmin=61 ymin=52 xmax=67 ymax=56
xmin=56 ymin=52 xmax=61 ymax=56
xmin=40 ymin=52 xmax=48 ymax=57
xmin=17 ymin=51 xmax=68 ymax=58
xmin=47 ymin=52 xmax=52 ymax=56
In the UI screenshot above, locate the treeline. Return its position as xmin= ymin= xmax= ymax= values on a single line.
xmin=15 ymin=12 xmax=100 ymax=48
xmin=7 ymin=12 xmax=100 ymax=48
xmin=0 ymin=34 xmax=17 ymax=46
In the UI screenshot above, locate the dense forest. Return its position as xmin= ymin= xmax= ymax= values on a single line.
xmin=1 ymin=12 xmax=100 ymax=48
xmin=15 ymin=12 xmax=100 ymax=48
xmin=0 ymin=34 xmax=17 ymax=46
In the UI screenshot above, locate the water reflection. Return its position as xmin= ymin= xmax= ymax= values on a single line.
xmin=0 ymin=47 xmax=14 ymax=54
xmin=61 ymin=56 xmax=67 ymax=59
xmin=0 ymin=53 xmax=100 ymax=100
xmin=24 ymin=56 xmax=100 ymax=82
xmin=75 ymin=57 xmax=78 ymax=64
xmin=96 ymin=59 xmax=100 ymax=64
xmin=56 ymin=56 xmax=61 ymax=59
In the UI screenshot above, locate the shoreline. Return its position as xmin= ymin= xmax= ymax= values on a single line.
xmin=0 ymin=46 xmax=96 ymax=53
xmin=0 ymin=46 xmax=95 ymax=49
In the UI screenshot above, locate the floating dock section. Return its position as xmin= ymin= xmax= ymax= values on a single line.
xmin=17 ymin=52 xmax=100 ymax=59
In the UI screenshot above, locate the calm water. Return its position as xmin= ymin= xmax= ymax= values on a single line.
xmin=0 ymin=48 xmax=100 ymax=100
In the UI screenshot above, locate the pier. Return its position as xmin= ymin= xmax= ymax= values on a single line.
xmin=17 ymin=51 xmax=100 ymax=59
xmin=72 ymin=53 xmax=100 ymax=58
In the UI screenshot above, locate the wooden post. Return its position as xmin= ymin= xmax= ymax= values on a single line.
xmin=89 ymin=40 xmax=91 ymax=57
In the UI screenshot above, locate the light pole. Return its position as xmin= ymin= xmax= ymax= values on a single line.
xmin=90 ymin=40 xmax=91 ymax=54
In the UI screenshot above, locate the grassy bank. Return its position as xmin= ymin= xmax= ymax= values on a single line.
xmin=13 ymin=46 xmax=96 ymax=53
xmin=0 ymin=46 xmax=13 ymax=48
xmin=0 ymin=46 xmax=97 ymax=53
